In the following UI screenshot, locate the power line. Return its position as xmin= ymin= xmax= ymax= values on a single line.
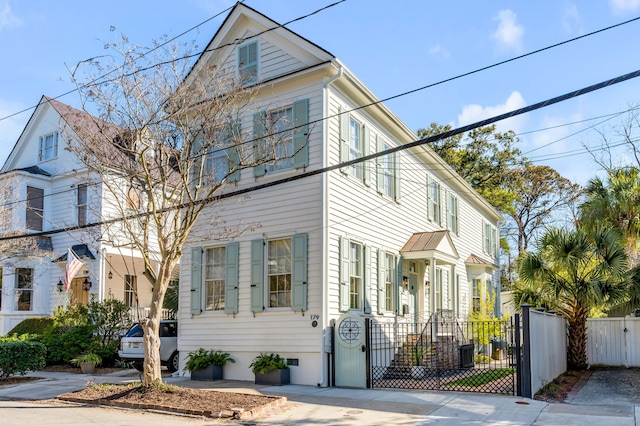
xmin=1 ymin=67 xmax=638 ymax=243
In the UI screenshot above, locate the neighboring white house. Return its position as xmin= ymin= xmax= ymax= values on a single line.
xmin=178 ymin=3 xmax=503 ymax=387
xmin=0 ymin=96 xmax=159 ymax=334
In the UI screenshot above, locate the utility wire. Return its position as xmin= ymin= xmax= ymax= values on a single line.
xmin=1 ymin=67 xmax=639 ymax=243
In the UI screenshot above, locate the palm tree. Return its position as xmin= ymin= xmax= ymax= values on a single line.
xmin=581 ymin=167 xmax=640 ymax=265
xmin=515 ymin=226 xmax=629 ymax=369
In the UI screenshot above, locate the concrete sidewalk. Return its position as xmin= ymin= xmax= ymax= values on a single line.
xmin=0 ymin=369 xmax=635 ymax=425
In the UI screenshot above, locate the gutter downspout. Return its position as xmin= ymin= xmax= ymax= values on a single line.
xmin=318 ymin=64 xmax=343 ymax=388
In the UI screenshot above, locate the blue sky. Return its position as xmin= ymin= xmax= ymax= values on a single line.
xmin=1 ymin=0 xmax=640 ymax=185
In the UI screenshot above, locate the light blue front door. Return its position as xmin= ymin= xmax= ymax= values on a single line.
xmin=335 ymin=312 xmax=366 ymax=388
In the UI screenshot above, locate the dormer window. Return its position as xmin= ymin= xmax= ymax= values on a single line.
xmin=38 ymin=132 xmax=59 ymax=162
xmin=238 ymin=41 xmax=258 ymax=85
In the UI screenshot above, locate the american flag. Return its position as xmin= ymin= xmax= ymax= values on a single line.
xmin=64 ymin=248 xmax=83 ymax=291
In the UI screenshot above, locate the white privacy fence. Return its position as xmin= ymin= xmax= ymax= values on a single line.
xmin=587 ymin=317 xmax=640 ymax=367
xmin=522 ymin=307 xmax=567 ymax=397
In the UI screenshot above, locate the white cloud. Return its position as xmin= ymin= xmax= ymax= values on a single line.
xmin=428 ymin=45 xmax=450 ymax=58
xmin=457 ymin=91 xmax=527 ymax=134
xmin=609 ymin=0 xmax=640 ymax=14
xmin=491 ymin=10 xmax=524 ymax=53
xmin=562 ymin=3 xmax=582 ymax=34
xmin=0 ymin=1 xmax=21 ymax=31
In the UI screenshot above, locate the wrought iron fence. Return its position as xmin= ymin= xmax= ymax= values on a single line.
xmin=367 ymin=313 xmax=518 ymax=394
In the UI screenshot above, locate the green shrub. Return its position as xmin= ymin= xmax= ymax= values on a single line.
xmin=7 ymin=317 xmax=54 ymax=336
xmin=0 ymin=341 xmax=46 ymax=380
xmin=40 ymin=324 xmax=99 ymax=365
xmin=250 ymin=353 xmax=288 ymax=375
xmin=185 ymin=349 xmax=235 ymax=371
xmin=71 ymin=353 xmax=102 ymax=367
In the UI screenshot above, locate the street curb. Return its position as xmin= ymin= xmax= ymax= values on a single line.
xmin=564 ymin=370 xmax=591 ymax=403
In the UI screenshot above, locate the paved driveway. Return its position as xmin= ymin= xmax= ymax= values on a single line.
xmin=571 ymin=368 xmax=640 ymax=405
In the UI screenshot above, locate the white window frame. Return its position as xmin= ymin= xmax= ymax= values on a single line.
xmin=204 ymin=246 xmax=226 ymax=311
xmin=428 ymin=178 xmax=441 ymax=224
xmin=266 ymin=106 xmax=294 ymax=172
xmin=447 ymin=192 xmax=459 ymax=234
xmin=38 ymin=131 xmax=58 ymax=162
xmin=268 ymin=238 xmax=292 ymax=308
xmin=348 ymin=118 xmax=363 ymax=179
xmin=381 ymin=142 xmax=394 ymax=198
xmin=77 ymin=183 xmax=88 ymax=226
xmin=203 ymin=128 xmax=233 ymax=184
xmin=26 ymin=186 xmax=44 ymax=231
xmin=384 ymin=252 xmax=395 ymax=312
xmin=349 ymin=241 xmax=363 ymax=309
xmin=124 ymin=275 xmax=137 ymax=307
xmin=238 ymin=40 xmax=258 ymax=85
xmin=472 ymin=279 xmax=481 ymax=313
xmin=14 ymin=268 xmax=33 ymax=311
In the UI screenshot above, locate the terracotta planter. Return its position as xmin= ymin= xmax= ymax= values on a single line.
xmin=254 ymin=368 xmax=290 ymax=386
xmin=190 ymin=365 xmax=223 ymax=381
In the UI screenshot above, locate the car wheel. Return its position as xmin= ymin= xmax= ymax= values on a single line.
xmin=133 ymin=361 xmax=144 ymax=372
xmin=167 ymin=351 xmax=179 ymax=373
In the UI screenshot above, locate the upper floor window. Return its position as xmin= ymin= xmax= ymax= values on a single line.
xmin=205 ymin=246 xmax=226 ymax=311
xmin=268 ymin=238 xmax=292 ymax=308
xmin=14 ymin=268 xmax=33 ymax=311
xmin=380 ymin=142 xmax=394 ymax=198
xmin=77 ymin=184 xmax=87 ymax=226
xmin=483 ymin=221 xmax=498 ymax=257
xmin=427 ymin=176 xmax=441 ymax=225
xmin=26 ymin=186 xmax=44 ymax=231
xmin=204 ymin=127 xmax=233 ymax=184
xmin=238 ymin=41 xmax=258 ymax=85
xmin=266 ymin=107 xmax=294 ymax=173
xmin=348 ymin=118 xmax=362 ymax=179
xmin=447 ymin=192 xmax=459 ymax=235
xmin=38 ymin=132 xmax=58 ymax=162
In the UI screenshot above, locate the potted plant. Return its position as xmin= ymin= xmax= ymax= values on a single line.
xmin=250 ymin=353 xmax=290 ymax=385
xmin=71 ymin=353 xmax=102 ymax=374
xmin=185 ymin=348 xmax=235 ymax=381
xmin=411 ymin=347 xmax=428 ymax=380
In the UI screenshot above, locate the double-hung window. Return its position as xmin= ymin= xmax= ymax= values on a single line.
xmin=38 ymin=132 xmax=58 ymax=161
xmin=203 ymin=128 xmax=231 ymax=184
xmin=266 ymin=107 xmax=294 ymax=173
xmin=349 ymin=241 xmax=363 ymax=310
xmin=447 ymin=192 xmax=459 ymax=234
xmin=381 ymin=143 xmax=393 ymax=198
xmin=205 ymin=247 xmax=226 ymax=311
xmin=427 ymin=176 xmax=441 ymax=224
xmin=238 ymin=41 xmax=258 ymax=85
xmin=348 ymin=118 xmax=362 ymax=179
xmin=14 ymin=268 xmax=33 ymax=311
xmin=483 ymin=221 xmax=497 ymax=257
xmin=472 ymin=279 xmax=481 ymax=312
xmin=26 ymin=186 xmax=44 ymax=231
xmin=77 ymin=184 xmax=87 ymax=226
xmin=268 ymin=238 xmax=292 ymax=308
xmin=124 ymin=275 xmax=137 ymax=307
xmin=384 ymin=253 xmax=395 ymax=312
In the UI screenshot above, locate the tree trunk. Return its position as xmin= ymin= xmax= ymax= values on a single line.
xmin=567 ymin=304 xmax=589 ymax=369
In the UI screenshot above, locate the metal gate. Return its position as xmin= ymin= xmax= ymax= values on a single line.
xmin=366 ymin=312 xmax=519 ymax=394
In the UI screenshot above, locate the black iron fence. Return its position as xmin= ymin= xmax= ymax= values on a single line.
xmin=366 ymin=313 xmax=519 ymax=395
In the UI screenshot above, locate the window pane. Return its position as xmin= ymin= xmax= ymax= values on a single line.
xmin=268 ymin=238 xmax=291 ymax=307
xmin=15 ymin=268 xmax=33 ymax=311
xmin=205 ymin=247 xmax=226 ymax=311
xmin=26 ymin=186 xmax=44 ymax=231
xmin=266 ymin=107 xmax=293 ymax=172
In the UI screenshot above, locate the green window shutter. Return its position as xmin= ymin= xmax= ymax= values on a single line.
xmin=393 ymin=152 xmax=400 ymax=203
xmin=250 ymin=238 xmax=265 ymax=313
xmin=396 ymin=255 xmax=404 ymax=315
xmin=339 ymin=107 xmax=350 ymax=172
xmin=253 ymin=111 xmax=267 ymax=177
xmin=339 ymin=236 xmax=350 ymax=312
xmin=364 ymin=245 xmax=372 ymax=314
xmin=363 ymin=125 xmax=371 ymax=186
xmin=227 ymin=120 xmax=241 ymax=182
xmin=292 ymin=99 xmax=309 ymax=169
xmin=377 ymin=249 xmax=386 ymax=314
xmin=426 ymin=175 xmax=433 ymax=220
xmin=190 ymin=247 xmax=203 ymax=315
xmin=224 ymin=242 xmax=239 ymax=314
xmin=291 ymin=233 xmax=308 ymax=312
xmin=376 ymin=135 xmax=384 ymax=194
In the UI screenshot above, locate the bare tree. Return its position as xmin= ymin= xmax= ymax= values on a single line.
xmin=65 ymin=36 xmax=295 ymax=385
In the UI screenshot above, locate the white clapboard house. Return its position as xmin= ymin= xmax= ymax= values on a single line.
xmin=178 ymin=3 xmax=502 ymax=386
xmin=0 ymin=96 xmax=160 ymax=334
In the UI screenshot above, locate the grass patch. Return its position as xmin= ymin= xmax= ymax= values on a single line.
xmin=446 ymin=368 xmax=514 ymax=387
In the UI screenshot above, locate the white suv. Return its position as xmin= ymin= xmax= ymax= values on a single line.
xmin=118 ymin=320 xmax=179 ymax=373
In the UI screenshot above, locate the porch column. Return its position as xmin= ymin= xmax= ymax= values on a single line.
xmin=430 ymin=259 xmax=437 ymax=317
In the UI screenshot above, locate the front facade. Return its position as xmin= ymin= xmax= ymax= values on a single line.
xmin=0 ymin=97 xmax=158 ymax=334
xmin=178 ymin=4 xmax=502 ymax=386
